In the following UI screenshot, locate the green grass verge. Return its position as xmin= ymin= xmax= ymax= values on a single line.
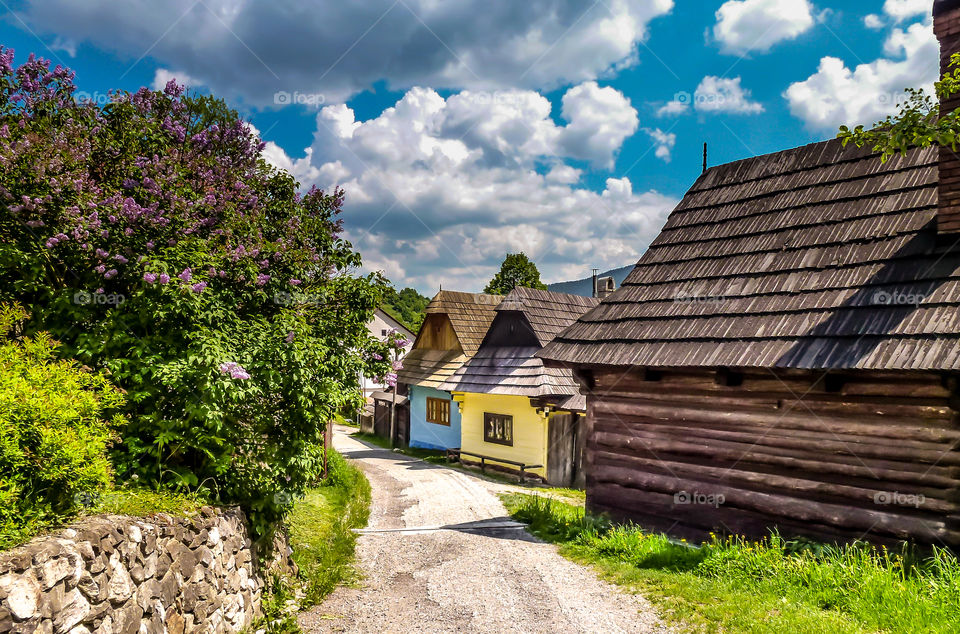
xmin=287 ymin=449 xmax=372 ymax=607
xmin=502 ymin=493 xmax=960 ymax=634
xmin=91 ymin=486 xmax=206 ymax=518
xmin=1 ymin=485 xmax=206 ymax=550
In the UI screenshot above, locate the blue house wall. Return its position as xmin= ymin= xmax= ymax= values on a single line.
xmin=409 ymin=385 xmax=462 ymax=449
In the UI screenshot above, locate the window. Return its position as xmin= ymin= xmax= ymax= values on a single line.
xmin=483 ymin=413 xmax=513 ymax=446
xmin=425 ymin=397 xmax=451 ymax=426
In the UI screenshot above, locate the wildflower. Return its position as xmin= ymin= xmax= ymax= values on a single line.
xmin=143 ymin=272 xmax=157 ymax=284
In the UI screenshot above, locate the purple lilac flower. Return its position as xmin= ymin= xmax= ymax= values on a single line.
xmin=284 ymin=331 xmax=295 ymax=343
xmin=392 ymin=360 xmax=404 ymax=371
xmin=104 ymin=269 xmax=118 ymax=279
xmin=146 ymin=241 xmax=154 ymax=250
xmin=114 ymin=254 xmax=128 ymax=264
xmin=190 ymin=281 xmax=207 ymax=293
xmin=218 ymin=361 xmax=251 ymax=380
xmin=158 ymin=273 xmax=170 ymax=284
xmin=95 ymin=248 xmax=109 ymax=258
xmin=45 ymin=238 xmax=58 ymax=248
xmin=289 ymin=279 xmax=301 ymax=286
xmin=94 ymin=264 xmax=106 ymax=274
xmin=124 ymin=227 xmax=133 ymax=236
xmin=178 ymin=268 xmax=192 ymax=282
xmin=25 ymin=220 xmax=43 ymax=228
xmin=385 ymin=372 xmax=398 ymax=387
xmin=256 ymin=274 xmax=270 ymax=286
xmin=143 ymin=272 xmax=157 ymax=284
xmin=371 ymin=352 xmax=383 ymax=361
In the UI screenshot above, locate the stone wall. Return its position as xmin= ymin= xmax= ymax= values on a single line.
xmin=0 ymin=506 xmax=289 ymax=633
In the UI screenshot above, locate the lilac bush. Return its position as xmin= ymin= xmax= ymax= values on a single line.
xmin=0 ymin=49 xmax=399 ymax=535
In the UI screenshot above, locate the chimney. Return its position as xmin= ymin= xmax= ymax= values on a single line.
xmin=591 ymin=268 xmax=599 ymax=298
xmin=596 ymin=276 xmax=616 ymax=299
xmin=935 ymin=0 xmax=960 ymax=234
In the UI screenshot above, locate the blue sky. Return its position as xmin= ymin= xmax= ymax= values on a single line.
xmin=0 ymin=0 xmax=939 ymax=293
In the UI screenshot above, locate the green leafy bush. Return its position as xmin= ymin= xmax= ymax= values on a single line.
xmin=0 ymin=304 xmax=124 ymax=547
xmin=0 ymin=49 xmax=402 ymax=535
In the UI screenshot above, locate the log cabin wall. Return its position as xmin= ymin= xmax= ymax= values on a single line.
xmin=586 ymin=367 xmax=960 ymax=547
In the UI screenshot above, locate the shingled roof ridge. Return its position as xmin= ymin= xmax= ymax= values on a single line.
xmin=688 ymin=137 xmax=885 ymax=196
xmin=664 ymin=167 xmax=935 ymax=234
xmin=502 ymin=285 xmax=601 ymax=308
xmin=652 ymin=199 xmax=936 ymax=251
xmin=623 ymin=229 xmax=928 ymax=281
xmin=672 ymin=151 xmax=936 ymax=220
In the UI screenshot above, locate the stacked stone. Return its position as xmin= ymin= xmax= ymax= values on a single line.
xmin=0 ymin=506 xmax=269 ymax=633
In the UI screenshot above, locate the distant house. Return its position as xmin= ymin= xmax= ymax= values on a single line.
xmin=441 ymin=287 xmax=598 ymax=485
xmin=539 ymin=3 xmax=960 ymax=547
xmin=397 ymin=291 xmax=502 ymax=450
xmin=361 ymin=308 xmax=414 ymax=398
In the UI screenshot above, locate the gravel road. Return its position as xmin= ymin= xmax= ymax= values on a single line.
xmin=298 ymin=427 xmax=669 ymax=634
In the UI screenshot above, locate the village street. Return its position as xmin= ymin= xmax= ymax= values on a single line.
xmin=299 ymin=427 xmax=667 ymax=634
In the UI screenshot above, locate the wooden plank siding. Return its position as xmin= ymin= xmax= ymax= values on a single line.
xmin=585 ymin=367 xmax=960 ymax=547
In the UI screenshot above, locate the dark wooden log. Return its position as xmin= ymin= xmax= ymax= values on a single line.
xmin=591 ymin=419 xmax=960 ymax=466
xmin=591 ymin=429 xmax=960 ymax=488
xmin=593 ymin=399 xmax=960 ymax=441
xmin=588 ymin=468 xmax=960 ymax=544
xmin=590 ymin=449 xmax=957 ymax=512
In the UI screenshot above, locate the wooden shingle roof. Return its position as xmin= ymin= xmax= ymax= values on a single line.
xmin=397 ymin=290 xmax=501 ymax=388
xmin=424 ymin=290 xmax=502 ymax=355
xmin=440 ymin=288 xmax=598 ymax=405
xmin=540 ymin=139 xmax=960 ymax=371
xmin=500 ymin=287 xmax=601 ymax=347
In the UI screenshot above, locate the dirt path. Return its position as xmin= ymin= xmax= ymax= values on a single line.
xmin=298 ymin=427 xmax=669 ymax=633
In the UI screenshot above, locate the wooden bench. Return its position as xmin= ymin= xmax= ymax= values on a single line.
xmin=446 ymin=449 xmax=543 ymax=482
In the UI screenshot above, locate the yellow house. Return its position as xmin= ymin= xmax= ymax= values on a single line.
xmin=440 ymin=287 xmax=599 ymax=485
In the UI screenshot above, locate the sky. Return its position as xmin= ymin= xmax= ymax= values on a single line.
xmin=0 ymin=0 xmax=941 ymax=294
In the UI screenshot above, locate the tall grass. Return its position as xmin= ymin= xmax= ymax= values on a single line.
xmin=288 ymin=450 xmax=372 ymax=606
xmin=504 ymin=493 xmax=960 ymax=633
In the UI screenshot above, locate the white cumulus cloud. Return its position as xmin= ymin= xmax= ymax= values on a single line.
xmin=784 ymin=17 xmax=937 ymax=132
xmin=883 ymin=0 xmax=930 ymax=22
xmin=19 ymin=0 xmax=675 ymax=106
xmin=151 ymin=68 xmax=201 ymax=91
xmin=713 ymin=0 xmax=815 ymax=55
xmin=264 ymin=83 xmax=676 ymax=291
xmin=694 ymin=76 xmax=764 ymax=114
xmin=645 ymin=128 xmax=677 ymax=162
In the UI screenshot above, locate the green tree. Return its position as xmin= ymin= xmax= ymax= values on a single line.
xmin=838 ymin=53 xmax=960 ymax=161
xmin=0 ymin=49 xmax=399 ymax=535
xmin=383 ymin=286 xmax=430 ymax=331
xmin=484 ymin=252 xmax=548 ymax=295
